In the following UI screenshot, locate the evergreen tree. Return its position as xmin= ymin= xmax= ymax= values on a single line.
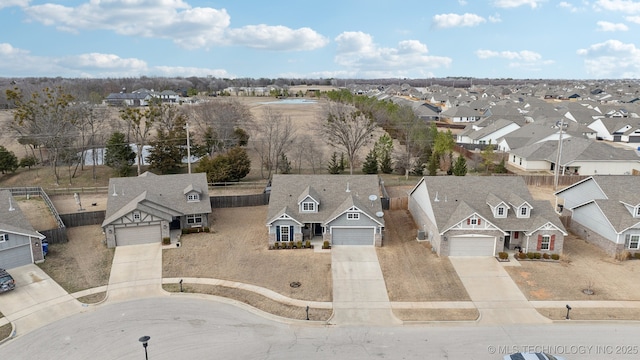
xmin=0 ymin=146 xmax=18 ymax=174
xmin=362 ymin=149 xmax=378 ymax=174
xmin=339 ymin=152 xmax=346 ymax=172
xmin=278 ymin=153 xmax=292 ymax=174
xmin=18 ymin=155 xmax=38 ymax=169
xmin=226 ymin=147 xmax=251 ymax=181
xmin=427 ymin=153 xmax=438 ymax=176
xmin=494 ymin=157 xmax=508 ymax=174
xmin=195 ymin=147 xmax=251 ymax=182
xmin=104 ymin=132 xmax=135 ymax=177
xmin=481 ymin=141 xmax=496 ymax=173
xmin=452 ymin=155 xmax=468 ymax=176
xmin=327 ymin=152 xmax=342 ymax=174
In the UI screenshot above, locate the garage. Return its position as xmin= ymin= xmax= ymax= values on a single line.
xmin=115 ymin=224 xmax=161 ymax=246
xmin=332 ymin=227 xmax=375 ymax=246
xmin=0 ymin=244 xmax=33 ymax=269
xmin=448 ymin=235 xmax=496 ymax=256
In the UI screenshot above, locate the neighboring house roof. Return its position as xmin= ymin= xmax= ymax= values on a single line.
xmin=266 ymin=174 xmax=384 ymax=227
xmin=510 ymin=137 xmax=640 ymax=165
xmin=0 ymin=190 xmax=45 ymax=239
xmin=102 ymin=172 xmax=211 ymax=227
xmin=556 ymin=175 xmax=640 ymax=233
xmin=410 ymin=176 xmax=566 ymax=235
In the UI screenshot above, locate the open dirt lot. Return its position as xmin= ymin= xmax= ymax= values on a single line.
xmin=377 ymin=209 xmax=470 ymax=302
xmin=506 ymin=233 xmax=640 ymax=301
xmin=162 ymin=206 xmax=333 ymax=302
xmin=37 ymin=225 xmax=114 ymax=295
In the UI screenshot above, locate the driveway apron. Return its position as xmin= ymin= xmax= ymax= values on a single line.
xmin=0 ymin=265 xmax=83 ymax=335
xmin=107 ymin=243 xmax=164 ymax=302
xmin=329 ymin=246 xmax=401 ymax=326
xmin=449 ymin=257 xmax=550 ymax=325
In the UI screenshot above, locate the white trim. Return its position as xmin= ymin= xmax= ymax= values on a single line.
xmin=347 ymin=212 xmax=360 ymax=220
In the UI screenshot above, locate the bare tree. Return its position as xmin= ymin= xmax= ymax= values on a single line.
xmin=317 ymin=101 xmax=377 ymax=174
xmin=189 ymin=99 xmax=253 ymax=155
xmin=120 ymin=107 xmax=154 ymax=175
xmin=253 ymin=107 xmax=296 ymax=178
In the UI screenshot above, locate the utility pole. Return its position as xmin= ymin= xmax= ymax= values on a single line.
xmin=554 ymin=120 xmax=565 ymax=190
xmin=185 ymin=122 xmax=192 ymax=174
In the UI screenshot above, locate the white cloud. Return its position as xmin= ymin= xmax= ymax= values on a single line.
xmin=558 ymin=2 xmax=580 ymax=12
xmin=492 ymin=0 xmax=546 ymax=8
xmin=488 ymin=14 xmax=503 ymax=23
xmin=475 ymin=49 xmax=553 ymax=72
xmin=626 ymin=15 xmax=640 ymax=23
xmin=0 ymin=43 xmax=29 ymax=56
xmin=226 ymin=25 xmax=329 ymax=51
xmin=153 ymin=66 xmax=232 ymax=78
xmin=62 ymin=53 xmax=148 ymax=72
xmin=577 ymin=39 xmax=640 ymax=78
xmin=0 ymin=0 xmax=28 ymax=10
xmin=432 ymin=13 xmax=486 ymax=28
xmin=23 ymin=1 xmax=328 ymax=51
xmin=596 ymin=21 xmax=629 ymax=31
xmin=594 ymin=0 xmax=640 ymax=13
xmin=333 ymin=32 xmax=451 ymax=78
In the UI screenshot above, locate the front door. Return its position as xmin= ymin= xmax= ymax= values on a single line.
xmin=504 ymin=234 xmax=511 ymax=249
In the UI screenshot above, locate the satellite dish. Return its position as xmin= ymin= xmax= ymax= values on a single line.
xmin=368 ymin=194 xmax=378 ymax=201
xmin=376 ymin=211 xmax=384 ymax=218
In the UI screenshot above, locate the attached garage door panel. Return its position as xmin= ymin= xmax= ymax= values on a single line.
xmin=0 ymin=245 xmax=32 ymax=269
xmin=332 ymin=228 xmax=374 ymax=246
xmin=115 ymin=225 xmax=161 ymax=246
xmin=449 ymin=236 xmax=495 ymax=256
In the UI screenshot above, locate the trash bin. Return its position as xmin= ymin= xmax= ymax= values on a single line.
xmin=42 ymin=240 xmax=49 ymax=256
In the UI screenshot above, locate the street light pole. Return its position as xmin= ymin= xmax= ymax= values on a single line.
xmin=185 ymin=122 xmax=192 ymax=174
xmin=554 ymin=120 xmax=565 ymax=190
xmin=139 ymin=335 xmax=150 ymax=360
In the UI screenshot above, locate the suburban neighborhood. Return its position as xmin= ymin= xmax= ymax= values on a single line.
xmin=2 ymin=77 xmax=640 ymax=359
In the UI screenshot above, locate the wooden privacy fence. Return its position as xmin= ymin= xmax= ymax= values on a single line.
xmin=210 ymin=193 xmax=270 ymax=208
xmin=388 ymin=197 xmax=408 ymax=210
xmin=40 ymin=228 xmax=68 ymax=244
xmin=2 ymin=186 xmax=68 ymax=243
xmin=59 ymin=211 xmax=106 ymax=227
xmin=492 ymin=174 xmax=588 ymax=187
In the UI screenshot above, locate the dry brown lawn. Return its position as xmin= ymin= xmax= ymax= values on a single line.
xmin=506 ymin=233 xmax=640 ymax=301
xmin=377 ymin=209 xmax=470 ymax=302
xmin=15 ymin=196 xmax=58 ymax=231
xmin=163 ymin=206 xmax=333 ymax=302
xmin=37 ymin=225 xmax=114 ymax=296
xmin=0 ymin=323 xmax=11 ymax=341
xmin=393 ymin=308 xmax=479 ymax=322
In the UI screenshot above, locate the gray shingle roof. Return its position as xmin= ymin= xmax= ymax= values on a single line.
xmin=0 ymin=190 xmax=44 ymax=238
xmin=102 ymin=172 xmax=211 ymax=226
xmin=415 ymin=176 xmax=565 ymax=234
xmin=266 ymin=175 xmax=383 ymax=226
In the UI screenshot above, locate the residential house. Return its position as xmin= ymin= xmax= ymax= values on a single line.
xmin=266 ymin=175 xmax=384 ymax=247
xmin=457 ymin=118 xmax=521 ymax=145
xmin=441 ymin=105 xmax=483 ymax=123
xmin=555 ymin=176 xmax=640 ymax=256
xmin=508 ymin=137 xmax=640 ymax=175
xmin=102 ymin=172 xmax=211 ymax=247
xmin=408 ymin=177 xmax=566 ymax=256
xmin=0 ymin=190 xmax=46 ymax=269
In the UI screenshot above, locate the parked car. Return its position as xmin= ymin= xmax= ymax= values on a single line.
xmin=504 ymin=353 xmax=565 ymax=360
xmin=0 ymin=268 xmax=16 ymax=293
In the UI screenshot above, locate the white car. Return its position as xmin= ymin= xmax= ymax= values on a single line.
xmin=503 ymin=353 xmax=566 ymax=360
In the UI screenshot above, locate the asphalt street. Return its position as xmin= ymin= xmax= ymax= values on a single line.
xmin=1 ymin=296 xmax=639 ymax=360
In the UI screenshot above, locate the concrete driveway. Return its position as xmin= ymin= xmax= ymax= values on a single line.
xmin=0 ymin=265 xmax=83 ymax=335
xmin=329 ymin=246 xmax=401 ymax=326
xmin=449 ymin=257 xmax=550 ymax=325
xmin=107 ymin=243 xmax=164 ymax=302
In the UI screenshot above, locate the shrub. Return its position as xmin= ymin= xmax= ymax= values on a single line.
xmin=203 ymin=227 xmax=210 ymax=233
xmin=296 ymin=241 xmax=303 ymax=249
xmin=542 ymin=252 xmax=550 ymax=259
xmin=527 ymin=252 xmax=535 ymax=259
xmin=634 ymin=252 xmax=640 ymax=260
xmin=615 ymin=251 xmax=632 ymax=261
xmin=322 ymin=240 xmax=330 ymax=249
xmin=533 ymin=252 xmax=542 ymax=259
xmin=517 ymin=252 xmax=527 ymax=260
xmin=305 ymin=240 xmax=311 ymax=248
xmin=551 ymin=253 xmax=560 ymax=260
xmin=498 ymin=252 xmax=508 ymax=260
xmin=162 ymin=237 xmax=171 ymax=245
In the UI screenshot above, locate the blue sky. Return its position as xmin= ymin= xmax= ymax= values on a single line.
xmin=1 ymin=0 xmax=640 ymax=79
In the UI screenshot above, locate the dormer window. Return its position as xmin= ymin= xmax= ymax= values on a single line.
xmin=520 ymin=207 xmax=528 ymax=217
xmin=187 ymin=193 xmax=200 ymax=202
xmin=302 ymin=202 xmax=316 ymax=212
xmin=497 ymin=207 xmax=505 ymax=216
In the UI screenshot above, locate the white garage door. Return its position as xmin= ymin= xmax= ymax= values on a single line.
xmin=332 ymin=228 xmax=374 ymax=246
xmin=115 ymin=225 xmax=161 ymax=246
xmin=0 ymin=244 xmax=32 ymax=269
xmin=448 ymin=235 xmax=496 ymax=256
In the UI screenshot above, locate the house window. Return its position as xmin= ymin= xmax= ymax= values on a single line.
xmin=470 ymin=218 xmax=478 ymax=225
xmin=186 ymin=214 xmax=203 ymax=224
xmin=280 ymin=226 xmax=290 ymax=242
xmin=497 ymin=207 xmax=505 ymax=216
xmin=628 ymin=235 xmax=640 ymax=250
xmin=133 ymin=211 xmax=141 ymax=222
xmin=520 ymin=207 xmax=528 ymax=216
xmin=347 ymin=212 xmax=360 ymax=220
xmin=302 ymin=202 xmax=315 ymax=212
xmin=541 ymin=235 xmax=551 ymax=250
xmin=187 ymin=193 xmax=199 ymax=202
xmin=636 ymin=207 xmax=640 ymax=217
xmin=0 ymin=233 xmax=7 ymax=242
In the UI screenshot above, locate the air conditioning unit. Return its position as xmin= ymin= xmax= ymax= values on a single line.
xmin=417 ymin=230 xmax=426 ymax=240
